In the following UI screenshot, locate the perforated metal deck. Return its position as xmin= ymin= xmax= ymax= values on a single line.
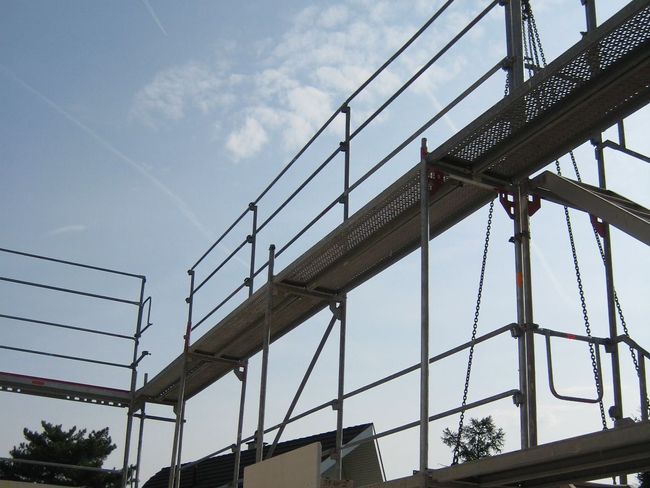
xmin=138 ymin=0 xmax=650 ymax=406
xmin=0 ymin=371 xmax=131 ymax=408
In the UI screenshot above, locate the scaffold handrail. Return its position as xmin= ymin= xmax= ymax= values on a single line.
xmin=0 ymin=246 xmax=145 ymax=279
xmin=189 ymin=1 xmax=459 ymax=275
xmin=185 ymin=1 xmax=499 ymax=321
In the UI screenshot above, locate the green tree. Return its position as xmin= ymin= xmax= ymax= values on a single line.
xmin=441 ymin=416 xmax=505 ymax=463
xmin=0 ymin=421 xmax=120 ymax=488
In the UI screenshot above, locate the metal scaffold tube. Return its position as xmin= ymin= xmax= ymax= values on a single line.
xmin=134 ymin=373 xmax=148 ymax=488
xmin=256 ymin=245 xmax=275 ymax=463
xmin=122 ymin=278 xmax=147 ymax=488
xmin=232 ymin=362 xmax=248 ymax=487
xmin=168 ymin=271 xmax=195 ymax=488
xmin=335 ymin=297 xmax=347 ymax=480
xmin=419 ymin=138 xmax=430 ymax=476
xmin=513 ymin=184 xmax=537 ymax=448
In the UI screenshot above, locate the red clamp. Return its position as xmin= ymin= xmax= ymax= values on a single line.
xmin=421 ymin=138 xmax=446 ymax=196
xmin=499 ymin=191 xmax=541 ymax=220
xmin=590 ymin=215 xmax=606 ymax=237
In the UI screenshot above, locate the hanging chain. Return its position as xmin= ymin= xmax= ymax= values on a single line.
xmin=452 ymin=201 xmax=494 ymax=464
xmin=567 ymin=152 xmax=649 ymax=414
xmin=555 ymin=162 xmax=609 ymax=429
xmin=525 ymin=0 xmax=609 ymax=429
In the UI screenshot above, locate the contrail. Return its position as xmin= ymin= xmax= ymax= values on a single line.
xmin=0 ymin=64 xmax=248 ymax=269
xmin=141 ymin=0 xmax=168 ymax=36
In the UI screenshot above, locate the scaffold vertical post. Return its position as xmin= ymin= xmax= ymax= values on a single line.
xmin=134 ymin=373 xmax=148 ymax=488
xmin=342 ymin=104 xmax=351 ymax=221
xmin=168 ymin=271 xmax=195 ymax=488
xmin=335 ymin=297 xmax=347 ymax=480
xmin=639 ymin=349 xmax=648 ymax=421
xmin=122 ymin=277 xmax=146 ymax=488
xmin=419 ymin=138 xmax=430 ymax=477
xmin=514 ymin=184 xmax=537 ymax=448
xmin=584 ymin=0 xmax=623 ymax=432
xmin=256 ymin=245 xmax=275 ymax=463
xmin=505 ymin=0 xmax=536 ymax=450
xmin=248 ymin=203 xmax=258 ymax=296
xmin=232 ymin=362 xmax=248 ymax=487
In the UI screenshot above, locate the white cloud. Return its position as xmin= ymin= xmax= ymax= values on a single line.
xmin=225 ymin=116 xmax=269 ymax=161
xmin=132 ymin=62 xmax=233 ymax=126
xmin=48 ymin=224 xmax=87 ymax=236
xmin=133 ymin=0 xmax=484 ymax=160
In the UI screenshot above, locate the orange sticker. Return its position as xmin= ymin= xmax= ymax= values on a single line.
xmin=516 ymin=272 xmax=523 ymax=288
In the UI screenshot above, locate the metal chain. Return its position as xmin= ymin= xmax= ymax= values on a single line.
xmin=452 ymin=200 xmax=495 ymax=464
xmin=555 ymin=161 xmax=608 ymax=429
xmin=526 ymin=0 xmax=607 ymax=429
xmin=567 ymin=152 xmax=648 ymax=413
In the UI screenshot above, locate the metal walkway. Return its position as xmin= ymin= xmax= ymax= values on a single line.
xmin=137 ymin=0 xmax=650 ymax=407
xmin=361 ymin=421 xmax=650 ymax=488
xmin=0 ymin=370 xmax=131 ymax=407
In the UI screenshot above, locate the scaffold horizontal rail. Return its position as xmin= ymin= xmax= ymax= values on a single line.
xmin=0 ymin=371 xmax=131 ymax=407
xmin=137 ymin=0 xmax=650 ymax=406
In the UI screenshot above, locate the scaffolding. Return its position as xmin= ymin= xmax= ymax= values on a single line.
xmin=134 ymin=1 xmax=650 ymax=487
xmin=0 ymin=247 xmax=154 ymax=488
xmin=2 ymin=1 xmax=650 ymax=488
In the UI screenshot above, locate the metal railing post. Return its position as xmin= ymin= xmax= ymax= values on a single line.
xmin=639 ymin=350 xmax=649 ymax=421
xmin=134 ymin=373 xmax=148 ymax=488
xmin=513 ymin=184 xmax=537 ymax=449
xmin=122 ymin=277 xmax=147 ymax=488
xmin=232 ymin=362 xmax=248 ymax=487
xmin=256 ymin=245 xmax=275 ymax=463
xmin=335 ymin=298 xmax=347 ymax=480
xmin=168 ymin=271 xmax=195 ymax=488
xmin=593 ymin=136 xmax=624 ymax=426
xmin=247 ymin=203 xmax=258 ymax=296
xmin=419 ymin=139 xmax=430 ymax=476
xmin=505 ymin=0 xmax=536 ymax=449
xmin=341 ymin=105 xmax=351 ymax=221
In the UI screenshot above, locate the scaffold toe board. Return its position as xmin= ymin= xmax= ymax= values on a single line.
xmin=137 ymin=0 xmax=650 ymax=407
xmin=427 ymin=420 xmax=650 ymax=488
xmin=0 ymin=371 xmax=131 ymax=408
xmin=531 ymin=170 xmax=650 ymax=246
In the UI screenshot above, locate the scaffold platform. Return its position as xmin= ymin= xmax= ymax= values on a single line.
xmin=0 ymin=371 xmax=131 ymax=407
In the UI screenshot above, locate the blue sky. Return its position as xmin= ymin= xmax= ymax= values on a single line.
xmin=1 ymin=0 xmax=649 ymax=483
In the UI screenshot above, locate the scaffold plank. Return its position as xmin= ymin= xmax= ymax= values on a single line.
xmin=0 ymin=371 xmax=131 ymax=408
xmin=137 ymin=0 xmax=650 ymax=407
xmin=427 ymin=420 xmax=650 ymax=487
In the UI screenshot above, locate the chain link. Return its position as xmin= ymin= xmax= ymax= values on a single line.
xmin=452 ymin=201 xmax=494 ymax=464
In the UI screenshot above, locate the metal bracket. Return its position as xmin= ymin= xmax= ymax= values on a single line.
xmin=188 ymin=351 xmax=242 ymax=366
xmin=331 ymin=399 xmax=340 ymax=411
xmin=131 ymin=351 xmax=151 ymax=368
xmin=590 ymin=214 xmax=606 ymax=238
xmin=329 ymin=302 xmax=343 ymax=320
xmin=233 ymin=365 xmax=246 ymax=382
xmin=512 ymin=391 xmax=523 ymax=406
xmin=509 ymin=231 xmax=530 ymax=244
xmin=275 ymin=282 xmax=341 ymax=301
xmin=499 ymin=191 xmax=541 ymax=220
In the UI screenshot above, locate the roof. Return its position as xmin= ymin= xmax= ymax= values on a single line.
xmin=142 ymin=424 xmax=373 ymax=488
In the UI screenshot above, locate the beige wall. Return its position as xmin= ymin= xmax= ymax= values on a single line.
xmin=244 ymin=443 xmax=321 ymax=488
